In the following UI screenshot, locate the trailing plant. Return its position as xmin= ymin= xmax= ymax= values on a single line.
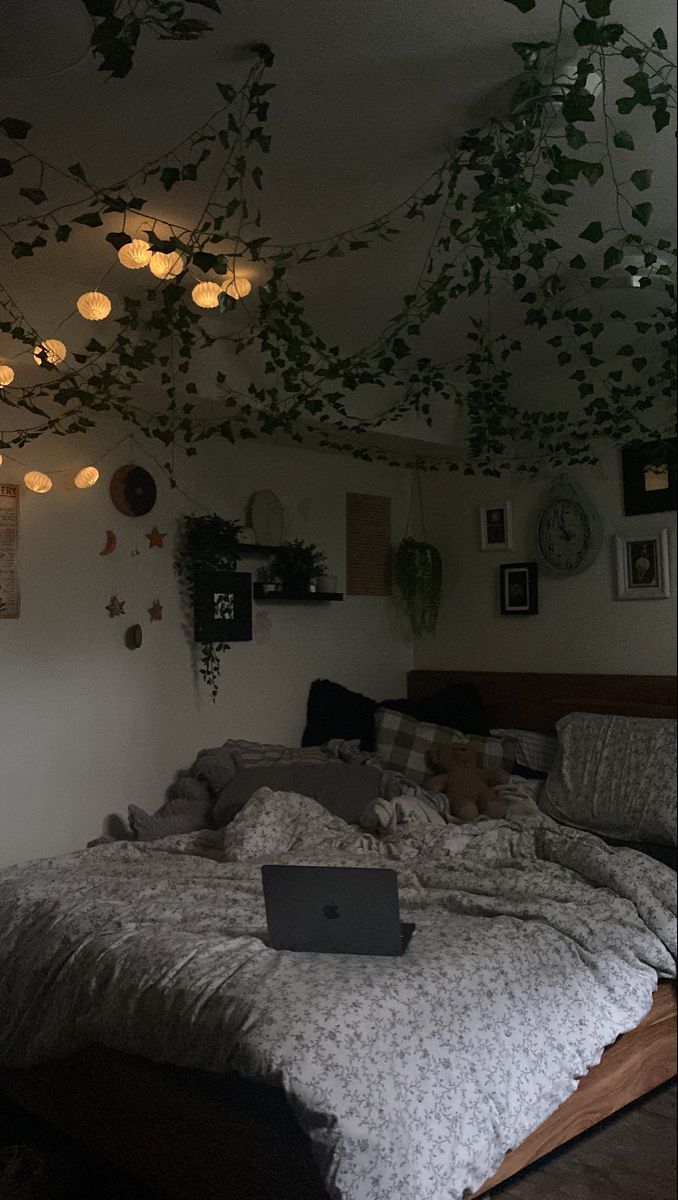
xmin=82 ymin=0 xmax=220 ymax=78
xmin=395 ymin=538 xmax=443 ymax=638
xmin=269 ymin=540 xmax=328 ymax=593
xmin=174 ymin=512 xmax=241 ymax=700
xmin=0 ymin=3 xmax=676 ymax=475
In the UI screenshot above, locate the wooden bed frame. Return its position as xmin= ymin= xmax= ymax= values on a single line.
xmin=0 ymin=670 xmax=675 ymax=1200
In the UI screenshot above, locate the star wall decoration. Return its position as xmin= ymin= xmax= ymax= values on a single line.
xmin=105 ymin=595 xmax=126 ymax=618
xmin=148 ymin=598 xmax=163 ymax=622
xmin=145 ymin=526 xmax=167 ymax=548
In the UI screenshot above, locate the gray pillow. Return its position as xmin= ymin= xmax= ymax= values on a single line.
xmin=213 ymin=761 xmax=383 ymax=828
xmin=541 ymin=712 xmax=677 ymax=846
xmin=128 ymin=778 xmax=213 ymax=841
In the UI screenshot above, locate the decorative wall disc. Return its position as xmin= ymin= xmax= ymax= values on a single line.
xmin=125 ymin=623 xmax=143 ymax=649
xmin=110 ymin=464 xmax=157 ymax=517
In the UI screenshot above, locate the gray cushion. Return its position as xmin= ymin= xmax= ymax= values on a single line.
xmin=541 ymin=712 xmax=677 ymax=846
xmin=213 ymin=761 xmax=383 ymax=828
xmin=128 ymin=778 xmax=212 ymax=841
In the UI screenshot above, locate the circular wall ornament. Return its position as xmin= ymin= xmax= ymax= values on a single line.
xmin=536 ymin=475 xmax=603 ymax=576
xmin=110 ymin=464 xmax=157 ymax=517
xmin=248 ymin=490 xmax=285 ymax=546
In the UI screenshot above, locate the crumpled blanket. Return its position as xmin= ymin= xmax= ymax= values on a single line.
xmin=2 ymin=789 xmax=675 ymax=1200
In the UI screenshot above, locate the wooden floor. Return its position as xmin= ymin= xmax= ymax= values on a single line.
xmin=0 ymin=1082 xmax=675 ymax=1199
xmin=492 ymin=1082 xmax=676 ymax=1200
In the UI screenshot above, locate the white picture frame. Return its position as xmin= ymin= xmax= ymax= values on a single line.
xmin=614 ymin=528 xmax=671 ymax=600
xmin=480 ymin=501 xmax=513 ymax=551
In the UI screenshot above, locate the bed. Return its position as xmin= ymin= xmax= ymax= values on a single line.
xmin=0 ymin=670 xmax=675 ymax=1200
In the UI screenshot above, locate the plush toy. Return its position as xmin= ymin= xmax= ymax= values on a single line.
xmin=426 ymin=743 xmax=509 ymax=822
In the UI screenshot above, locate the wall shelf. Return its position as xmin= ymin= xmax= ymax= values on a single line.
xmin=252 ymin=583 xmax=343 ymax=604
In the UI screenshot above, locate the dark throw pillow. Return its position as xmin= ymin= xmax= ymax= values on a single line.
xmin=301 ymin=678 xmax=489 ymax=751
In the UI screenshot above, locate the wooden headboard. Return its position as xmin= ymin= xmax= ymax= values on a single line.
xmin=407 ymin=670 xmax=678 ymax=732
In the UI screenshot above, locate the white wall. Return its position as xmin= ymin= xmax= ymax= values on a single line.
xmin=0 ymin=432 xmax=412 ymax=867
xmin=415 ymin=449 xmax=677 ymax=675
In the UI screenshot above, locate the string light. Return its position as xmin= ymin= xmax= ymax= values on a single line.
xmin=222 ymin=275 xmax=252 ymax=300
xmin=76 ymin=291 xmax=112 ymax=321
xmin=33 ymin=339 xmax=67 ymax=366
xmin=0 ymin=365 xmax=15 ymax=387
xmin=0 ymin=454 xmax=3 ymax=466
xmin=149 ymin=251 xmax=185 ymax=280
xmin=191 ymin=281 xmax=221 ymax=309
xmin=24 ymin=470 xmax=53 ymax=493
xmin=118 ymin=239 xmax=153 ymax=270
xmin=74 ymin=466 xmax=100 ymax=489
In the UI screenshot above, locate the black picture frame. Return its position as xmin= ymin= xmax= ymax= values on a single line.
xmin=621 ymin=438 xmax=677 ymax=516
xmin=500 ymin=562 xmax=539 ymax=616
xmin=193 ymin=572 xmax=252 ymax=643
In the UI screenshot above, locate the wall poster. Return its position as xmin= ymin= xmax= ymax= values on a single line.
xmin=0 ymin=483 xmax=20 ymax=618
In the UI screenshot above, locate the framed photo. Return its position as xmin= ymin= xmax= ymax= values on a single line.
xmin=621 ymin=438 xmax=676 ymax=516
xmin=500 ymin=562 xmax=538 ymax=615
xmin=193 ymin=572 xmax=253 ymax=642
xmin=614 ymin=530 xmax=671 ymax=601
xmin=480 ymin=501 xmax=513 ymax=551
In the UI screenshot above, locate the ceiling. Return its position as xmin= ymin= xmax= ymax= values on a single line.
xmin=0 ymin=0 xmax=676 ymax=452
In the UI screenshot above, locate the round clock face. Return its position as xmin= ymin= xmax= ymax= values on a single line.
xmin=537 ymin=498 xmax=592 ymax=573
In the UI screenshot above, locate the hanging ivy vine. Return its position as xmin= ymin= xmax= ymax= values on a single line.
xmin=82 ymin=1 xmax=220 ymax=78
xmin=174 ymin=513 xmax=241 ymax=700
xmin=0 ymin=0 xmax=675 ymax=476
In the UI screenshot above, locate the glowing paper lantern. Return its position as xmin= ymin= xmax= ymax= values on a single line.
xmin=74 ymin=466 xmax=100 ymax=489
xmin=33 ymin=339 xmax=67 ymax=366
xmin=0 ymin=454 xmax=3 ymax=466
xmin=222 ymin=276 xmax=252 ymax=300
xmin=149 ymin=251 xmax=184 ymax=280
xmin=76 ymin=291 xmax=112 ymax=321
xmin=0 ymin=364 xmax=15 ymax=387
xmin=118 ymin=239 xmax=153 ymax=270
xmin=191 ymin=281 xmax=221 ymax=309
xmin=24 ymin=470 xmax=53 ymax=494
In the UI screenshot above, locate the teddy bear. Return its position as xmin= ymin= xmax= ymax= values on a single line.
xmin=425 ymin=742 xmax=509 ymax=822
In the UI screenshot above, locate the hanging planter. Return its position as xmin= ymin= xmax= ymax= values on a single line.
xmin=174 ymin=513 xmax=242 ymax=701
xmin=395 ymin=537 xmax=442 ymax=637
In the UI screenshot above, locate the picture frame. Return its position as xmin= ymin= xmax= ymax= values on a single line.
xmin=193 ymin=571 xmax=253 ymax=642
xmin=614 ymin=529 xmax=671 ymax=601
xmin=621 ymin=438 xmax=676 ymax=516
xmin=480 ymin=501 xmax=513 ymax=551
xmin=500 ymin=562 xmax=538 ymax=615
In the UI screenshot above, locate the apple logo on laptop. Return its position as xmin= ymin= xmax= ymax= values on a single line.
xmin=323 ymin=902 xmax=340 ymax=920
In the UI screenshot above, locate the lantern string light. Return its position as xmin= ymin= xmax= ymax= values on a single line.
xmin=24 ymin=470 xmax=53 ymax=493
xmin=76 ymin=291 xmax=112 ymax=321
xmin=191 ymin=280 xmax=221 ymax=309
xmin=0 ymin=365 xmax=15 ymax=387
xmin=73 ymin=465 xmax=100 ymax=489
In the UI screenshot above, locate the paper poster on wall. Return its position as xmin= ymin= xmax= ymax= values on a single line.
xmin=0 ymin=483 xmax=20 ymax=618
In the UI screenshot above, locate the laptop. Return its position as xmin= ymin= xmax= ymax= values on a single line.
xmin=261 ymin=864 xmax=415 ymax=957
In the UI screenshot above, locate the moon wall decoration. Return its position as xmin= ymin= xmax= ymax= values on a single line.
xmin=99 ymin=529 xmax=117 ymax=556
xmin=110 ymin=464 xmax=157 ymax=517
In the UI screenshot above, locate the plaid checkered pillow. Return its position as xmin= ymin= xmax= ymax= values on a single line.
xmin=375 ymin=708 xmax=517 ymax=785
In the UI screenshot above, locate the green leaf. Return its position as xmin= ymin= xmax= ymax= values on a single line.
xmin=574 ymin=18 xmax=599 ymax=45
xmin=580 ymin=221 xmax=604 ymax=243
xmin=561 ymin=91 xmax=595 ymax=123
xmin=74 ymin=211 xmax=103 ymax=227
xmin=512 ymin=40 xmax=551 ymax=69
xmin=504 ymin=0 xmax=536 ymax=11
xmin=652 ymin=27 xmax=668 ymax=50
xmin=0 ymin=117 xmax=32 ymax=139
xmin=585 ymin=0 xmax=610 ymax=14
xmin=11 ymin=241 xmax=33 ymax=258
xmin=653 ymin=104 xmax=670 ymax=133
xmin=251 ymin=165 xmax=263 ymax=190
xmin=160 ymin=166 xmax=181 ymax=191
xmin=68 ymin=162 xmax=87 ymax=181
xmin=569 ymin=254 xmax=586 ymax=269
xmin=603 ymin=245 xmax=624 ymax=270
xmin=86 ymin=338 xmax=106 ymax=354
xmin=55 ymin=225 xmax=72 ymax=243
xmin=217 ymin=82 xmax=236 ymax=103
xmin=630 ymin=169 xmax=652 ymax=191
xmin=613 ymin=130 xmax=634 ymax=150
xmin=632 ymin=357 xmax=647 ymax=372
xmin=580 ymin=161 xmax=604 ymax=185
xmin=0 ymin=158 xmax=13 ymax=177
xmin=19 ymin=187 xmax=47 ymax=205
xmin=631 ymin=202 xmax=652 ymax=227
xmin=565 ymin=125 xmax=587 ymax=149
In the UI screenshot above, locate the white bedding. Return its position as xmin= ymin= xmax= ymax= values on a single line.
xmin=0 ymin=787 xmax=675 ymax=1200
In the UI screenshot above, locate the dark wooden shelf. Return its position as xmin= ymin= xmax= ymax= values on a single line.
xmin=237 ymin=544 xmax=281 ymax=557
xmin=252 ymin=584 xmax=343 ymax=604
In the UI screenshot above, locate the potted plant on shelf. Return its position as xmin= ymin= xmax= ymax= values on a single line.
xmin=257 ymin=563 xmax=281 ymax=595
xmin=269 ymin=540 xmax=328 ymax=595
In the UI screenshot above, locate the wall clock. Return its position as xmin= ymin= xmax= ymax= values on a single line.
xmin=536 ymin=476 xmax=603 ymax=576
xmin=110 ymin=464 xmax=157 ymax=517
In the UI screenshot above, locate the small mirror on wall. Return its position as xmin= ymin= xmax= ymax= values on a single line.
xmin=480 ymin=501 xmax=513 ymax=551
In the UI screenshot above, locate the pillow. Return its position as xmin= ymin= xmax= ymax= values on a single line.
xmin=213 ymin=761 xmax=383 ymax=828
xmin=541 ymin=712 xmax=677 ymax=846
xmin=301 ymin=678 xmax=489 ymax=750
xmin=490 ymin=727 xmax=558 ymax=780
xmin=374 ymin=709 xmax=517 ymax=785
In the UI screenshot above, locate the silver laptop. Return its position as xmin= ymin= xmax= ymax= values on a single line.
xmin=261 ymin=864 xmax=415 ymax=956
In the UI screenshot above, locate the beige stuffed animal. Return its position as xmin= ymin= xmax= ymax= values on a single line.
xmin=426 ymin=742 xmax=509 ymax=822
